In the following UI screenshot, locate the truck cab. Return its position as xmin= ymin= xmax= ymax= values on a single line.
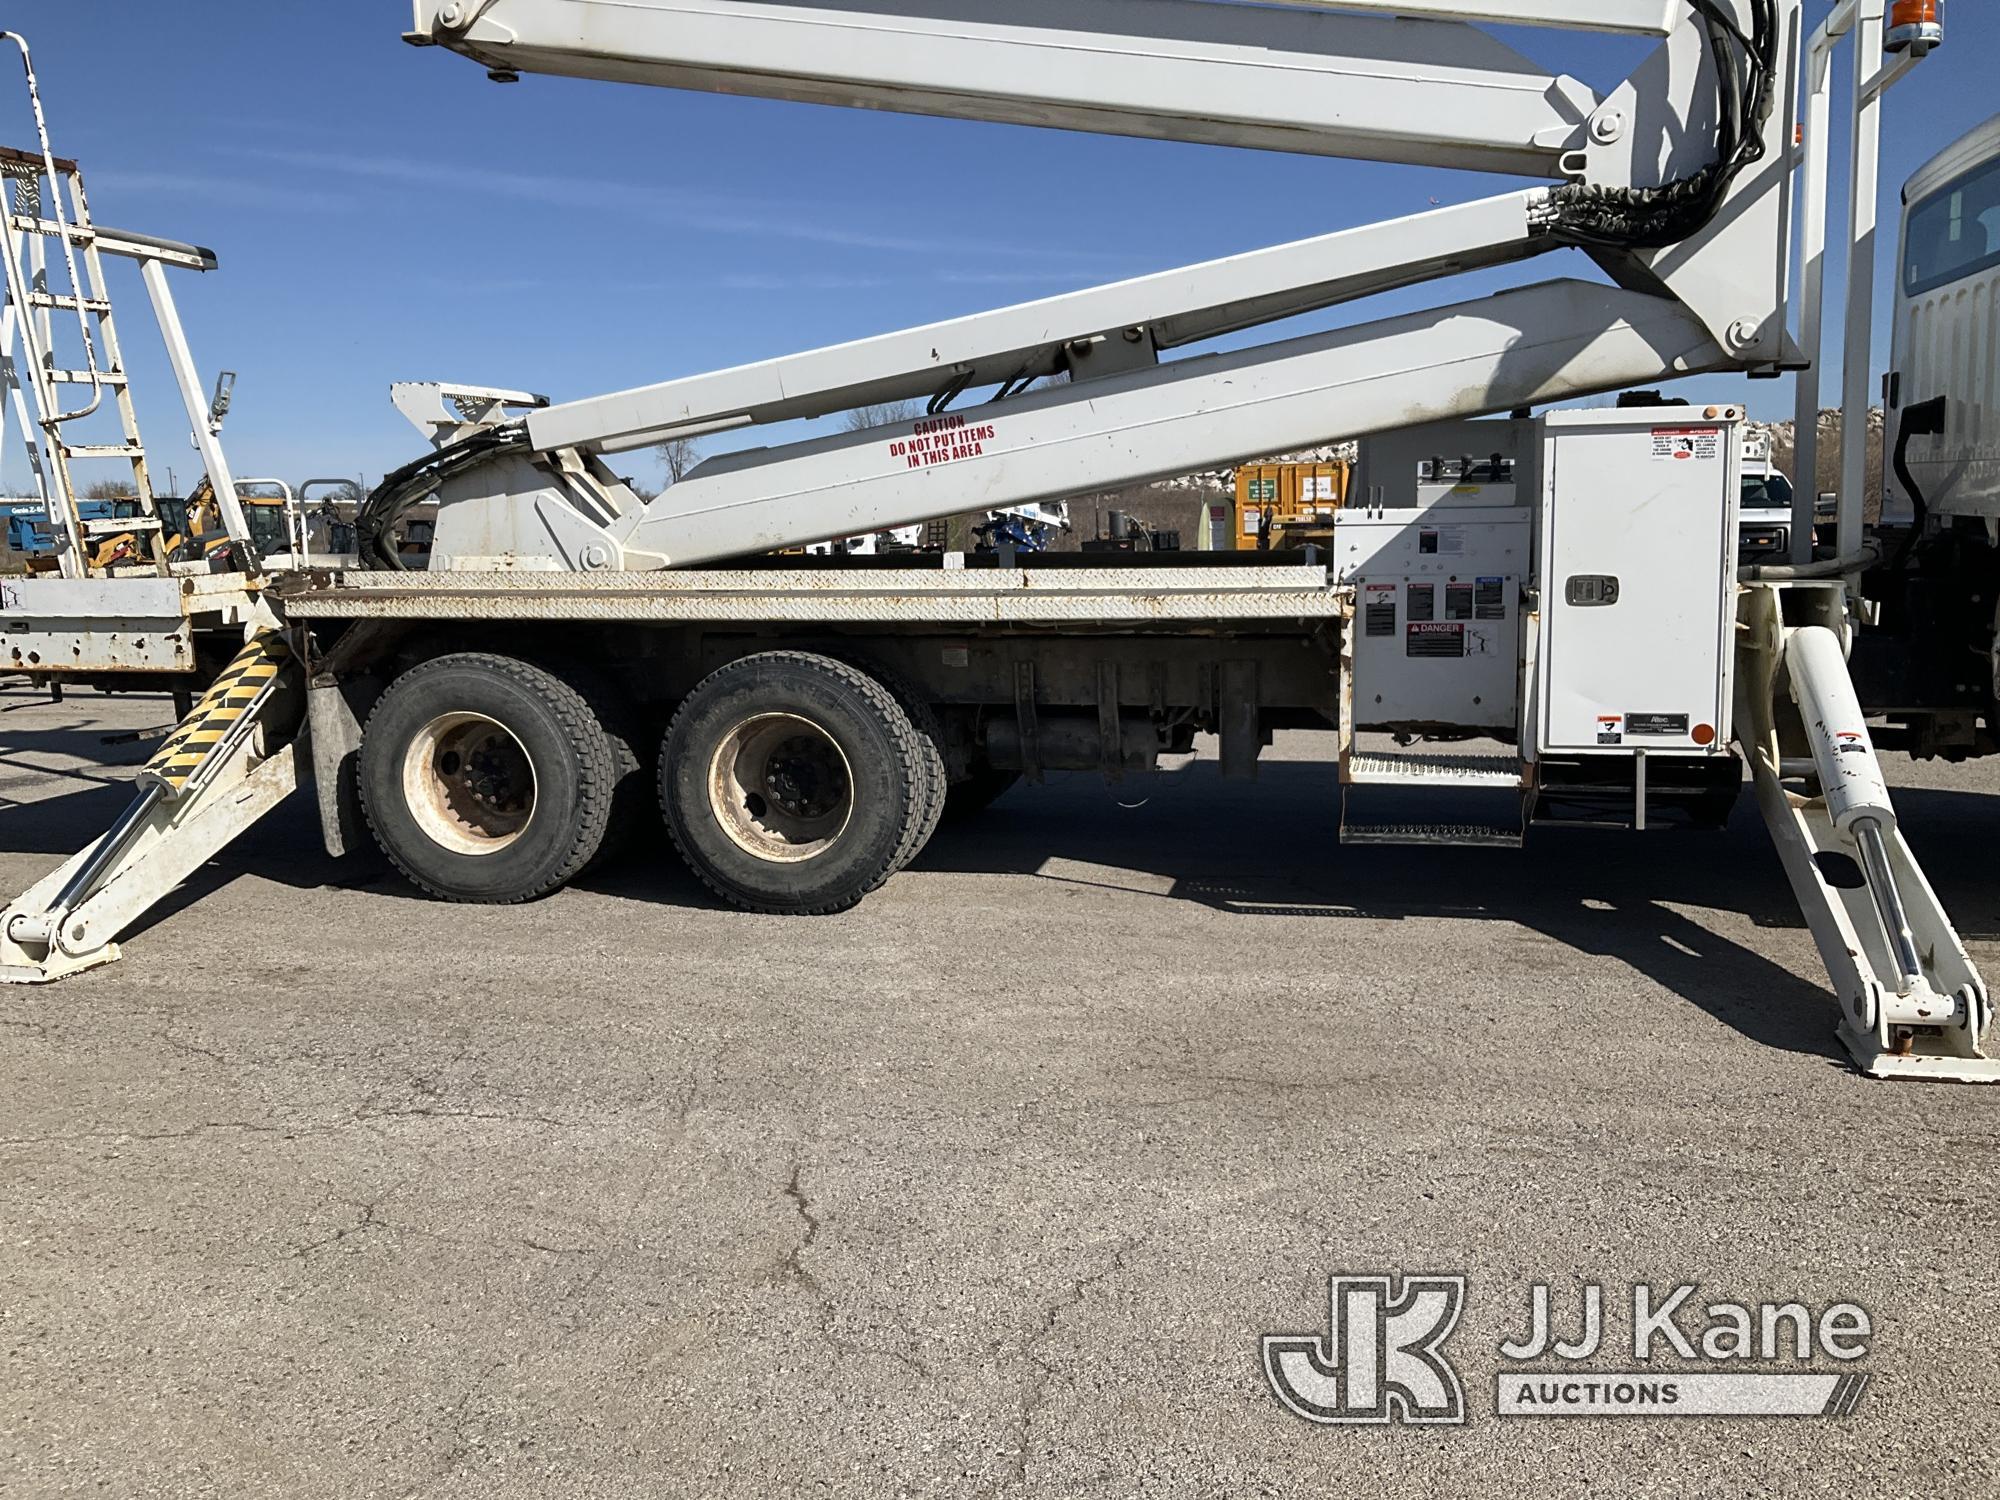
xmin=1852 ymin=114 xmax=2000 ymax=758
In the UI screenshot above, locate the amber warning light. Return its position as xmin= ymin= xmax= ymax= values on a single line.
xmin=1886 ymin=0 xmax=1944 ymax=55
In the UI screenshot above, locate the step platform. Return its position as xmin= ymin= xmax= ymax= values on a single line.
xmin=1339 ymin=749 xmax=1528 ymax=847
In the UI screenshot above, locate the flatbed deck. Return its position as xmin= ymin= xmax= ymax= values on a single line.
xmin=272 ymin=560 xmax=1348 ymax=626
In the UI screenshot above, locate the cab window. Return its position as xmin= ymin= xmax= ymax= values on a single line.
xmin=1741 ymin=472 xmax=1794 ymax=511
xmin=1905 ymin=155 xmax=2000 ymax=297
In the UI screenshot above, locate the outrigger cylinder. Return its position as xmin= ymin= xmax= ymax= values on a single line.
xmin=1785 ymin=626 xmax=1926 ymax=994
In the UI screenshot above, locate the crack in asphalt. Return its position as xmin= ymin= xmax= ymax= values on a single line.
xmin=771 ymin=1159 xmax=933 ymax=1384
xmin=288 ymin=1194 xmax=391 ymax=1260
xmin=158 ymin=1007 xmax=227 ymax=1066
xmin=1001 ymin=1235 xmax=1145 ymax=1493
xmin=779 ymin=1162 xmax=822 ymax=1292
xmin=1 ymin=1103 xmax=583 ymax=1151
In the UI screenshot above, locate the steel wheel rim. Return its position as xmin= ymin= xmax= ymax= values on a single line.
xmin=707 ymin=712 xmax=854 ymax=863
xmin=402 ymin=711 xmax=538 ymax=855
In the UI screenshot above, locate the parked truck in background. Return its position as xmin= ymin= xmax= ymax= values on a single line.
xmin=1738 ymin=431 xmax=1798 ymax=564
xmin=1851 ymin=115 xmax=2000 ymax=761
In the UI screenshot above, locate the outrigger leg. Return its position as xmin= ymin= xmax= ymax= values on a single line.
xmin=1738 ymin=583 xmax=1997 ymax=1082
xmin=0 ymin=630 xmax=303 ymax=983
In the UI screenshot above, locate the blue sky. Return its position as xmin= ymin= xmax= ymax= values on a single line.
xmin=3 ymin=1 xmax=1995 ymax=494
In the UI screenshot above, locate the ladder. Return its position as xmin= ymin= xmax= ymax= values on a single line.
xmin=0 ymin=34 xmax=162 ymax=579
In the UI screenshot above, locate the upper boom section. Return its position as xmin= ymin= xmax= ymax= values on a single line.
xmin=407 ymin=0 xmax=1629 ymax=178
xmin=1245 ymin=1 xmax=1678 ymax=34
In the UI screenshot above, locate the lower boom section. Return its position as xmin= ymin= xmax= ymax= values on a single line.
xmin=427 ymin=279 xmax=1726 ymax=571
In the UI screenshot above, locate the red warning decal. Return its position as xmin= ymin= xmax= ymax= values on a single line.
xmin=890 ymin=414 xmax=998 ymax=471
xmin=1650 ymin=427 xmax=1720 ymax=462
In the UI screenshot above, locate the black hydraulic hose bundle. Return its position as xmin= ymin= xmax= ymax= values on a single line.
xmin=355 ymin=424 xmax=532 ymax=570
xmin=1548 ymin=0 xmax=1780 ymax=250
xmin=1889 ymin=396 xmax=1949 ymax=570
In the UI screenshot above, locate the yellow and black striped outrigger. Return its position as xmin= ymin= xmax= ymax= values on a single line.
xmin=0 ymin=626 xmax=302 ymax=978
xmin=141 ymin=630 xmax=291 ymax=798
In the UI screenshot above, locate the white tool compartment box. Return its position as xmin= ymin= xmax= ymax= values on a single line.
xmin=1534 ymin=407 xmax=1740 ymax=756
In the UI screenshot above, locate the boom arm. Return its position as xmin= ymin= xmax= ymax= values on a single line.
xmin=382 ymin=0 xmax=1799 ymax=572
xmin=410 ymin=0 xmax=1628 ymax=177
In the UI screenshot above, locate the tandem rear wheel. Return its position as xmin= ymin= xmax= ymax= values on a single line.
xmin=358 ymin=652 xmax=628 ymax=904
xmin=658 ymin=651 xmax=943 ymax=914
xmin=358 ymin=648 xmax=949 ymax=914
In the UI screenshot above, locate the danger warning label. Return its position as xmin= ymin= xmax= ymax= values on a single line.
xmin=1407 ymin=622 xmax=1465 ymax=659
xmin=890 ymin=414 xmax=998 ymax=471
xmin=1651 ymin=427 xmax=1720 ymax=462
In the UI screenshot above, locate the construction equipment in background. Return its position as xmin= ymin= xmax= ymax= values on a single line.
xmin=1080 ymin=509 xmax=1179 ymax=554
xmin=1 ymin=7 xmax=1994 ymax=1084
xmin=4 ymin=494 xmax=141 ymax=563
xmin=814 ymin=500 xmax=1071 ymax=557
xmin=1233 ymin=460 xmax=1351 ymax=551
xmin=803 ymin=523 xmax=924 ymax=558
xmin=975 ymin=501 xmax=1071 ymax=554
xmin=77 ymin=483 xmax=282 ymax=573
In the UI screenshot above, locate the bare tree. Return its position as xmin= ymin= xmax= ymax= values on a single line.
xmin=655 ymin=437 xmax=701 ymax=487
xmin=81 ymin=477 xmax=136 ymax=501
xmin=844 ymin=400 xmax=920 ymax=432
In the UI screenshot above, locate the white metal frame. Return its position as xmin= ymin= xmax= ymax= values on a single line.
xmin=1788 ymin=0 xmax=1923 ymax=565
xmin=277 ymin=561 xmax=1346 ymax=624
xmin=138 ymin=258 xmax=253 ymax=560
xmin=1736 ymin=583 xmax=1998 ymax=1080
xmin=0 ymin=29 xmax=256 ymax=578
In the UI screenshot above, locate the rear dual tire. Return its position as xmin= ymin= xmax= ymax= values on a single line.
xmin=361 ymin=648 xmax=947 ymax=915
xmin=358 ymin=652 xmax=624 ymax=903
xmin=659 ymin=651 xmax=941 ymax=914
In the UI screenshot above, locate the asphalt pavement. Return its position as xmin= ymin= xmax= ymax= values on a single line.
xmin=3 ymin=686 xmax=1997 ymax=1498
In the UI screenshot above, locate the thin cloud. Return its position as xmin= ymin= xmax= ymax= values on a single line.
xmin=222 ymin=144 xmax=1133 ymax=263
xmin=719 ymin=272 xmax=893 ymax=291
xmin=85 ymin=168 xmax=357 ymax=214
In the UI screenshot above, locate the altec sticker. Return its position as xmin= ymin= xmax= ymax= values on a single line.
xmin=1626 ymin=713 xmax=1690 ymax=737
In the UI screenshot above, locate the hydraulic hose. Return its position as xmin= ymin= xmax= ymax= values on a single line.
xmin=356 ymin=425 xmax=532 ymax=570
xmin=1547 ymin=0 xmax=1778 ymax=250
xmin=1888 ymin=396 xmax=1948 ymax=571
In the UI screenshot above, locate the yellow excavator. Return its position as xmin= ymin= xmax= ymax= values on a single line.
xmin=84 ymin=480 xmax=294 ymax=572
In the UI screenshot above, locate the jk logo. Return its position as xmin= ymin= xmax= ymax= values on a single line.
xmin=1263 ymin=1275 xmax=1467 ymax=1425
